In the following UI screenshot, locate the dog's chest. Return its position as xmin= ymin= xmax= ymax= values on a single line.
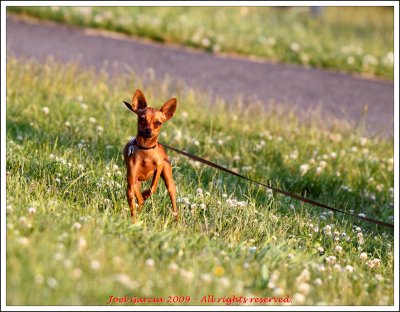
xmin=136 ymin=155 xmax=159 ymax=181
xmin=140 ymin=157 xmax=158 ymax=170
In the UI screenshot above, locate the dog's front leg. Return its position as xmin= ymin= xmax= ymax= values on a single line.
xmin=133 ymin=181 xmax=145 ymax=212
xmin=142 ymin=165 xmax=163 ymax=200
xmin=127 ymin=173 xmax=137 ymax=223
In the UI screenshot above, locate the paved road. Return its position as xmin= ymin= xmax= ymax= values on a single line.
xmin=7 ymin=15 xmax=394 ymax=136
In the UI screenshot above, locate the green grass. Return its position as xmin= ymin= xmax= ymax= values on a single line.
xmin=6 ymin=58 xmax=394 ymax=305
xmin=7 ymin=6 xmax=394 ymax=79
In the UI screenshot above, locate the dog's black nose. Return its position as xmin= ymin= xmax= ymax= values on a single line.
xmin=144 ymin=129 xmax=151 ymax=136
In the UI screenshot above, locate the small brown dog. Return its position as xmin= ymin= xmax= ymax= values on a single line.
xmin=123 ymin=89 xmax=178 ymax=223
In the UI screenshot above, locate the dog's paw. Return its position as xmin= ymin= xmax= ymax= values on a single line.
xmin=142 ymin=189 xmax=152 ymax=200
xmin=171 ymin=211 xmax=179 ymax=221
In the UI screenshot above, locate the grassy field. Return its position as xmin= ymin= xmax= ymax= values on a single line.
xmin=6 ymin=58 xmax=394 ymax=305
xmin=8 ymin=6 xmax=394 ymax=79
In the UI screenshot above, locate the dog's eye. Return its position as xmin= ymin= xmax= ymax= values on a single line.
xmin=140 ymin=116 xmax=146 ymax=121
xmin=155 ymin=121 xmax=162 ymax=126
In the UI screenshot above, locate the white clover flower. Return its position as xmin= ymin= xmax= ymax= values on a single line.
xmin=90 ymin=260 xmax=101 ymax=270
xmin=201 ymin=37 xmax=210 ymax=47
xmin=289 ymin=204 xmax=295 ymax=210
xmin=330 ymin=152 xmax=337 ymax=159
xmin=72 ymin=222 xmax=82 ymax=230
xmin=273 ymin=287 xmax=284 ymax=296
xmin=359 ymin=252 xmax=368 ymax=261
xmin=19 ymin=216 xmax=28 ymax=226
xmin=222 ymin=193 xmax=227 ymax=198
xmin=196 ymin=188 xmax=203 ymax=195
xmin=78 ymin=164 xmax=85 ymax=171
xmin=49 ymin=154 xmax=55 ymax=160
xmin=298 ymin=282 xmax=311 ymax=294
xmin=65 ymin=121 xmax=71 ymax=127
xmin=317 ymin=265 xmax=326 ymax=272
xmin=78 ymin=237 xmax=87 ymax=251
xmin=317 ymin=246 xmax=324 ymax=254
xmin=316 ymin=167 xmax=323 ymax=175
xmin=200 ymin=273 xmax=212 ymax=283
xmin=333 ymin=264 xmax=342 ymax=272
xmin=290 ymin=150 xmax=298 ymax=159
xmin=293 ymin=293 xmax=305 ymax=304
xmin=345 ymin=265 xmax=354 ymax=273
xmin=28 ymin=207 xmax=36 ymax=215
xmin=168 ymin=262 xmax=179 ymax=273
xmin=190 ymin=204 xmax=197 ymax=210
xmin=47 ymin=277 xmax=58 ymax=288
xmin=89 ymin=117 xmax=96 ymax=124
xmin=325 ymin=255 xmax=337 ymax=265
xmin=296 ymin=268 xmax=310 ymax=283
xmin=96 ymin=125 xmax=104 ymax=132
xmin=199 ymin=204 xmax=206 ymax=210
xmin=237 ymin=201 xmax=248 ymax=208
xmin=335 ymin=245 xmax=343 ymax=254
xmin=217 ymin=139 xmax=224 ymax=145
xmin=363 ymin=55 xmax=378 ymax=66
xmin=300 ymin=164 xmax=310 ymax=175
xmin=180 ymin=269 xmax=194 ymax=280
xmin=347 ymin=56 xmax=355 ymax=65
xmin=324 ymin=225 xmax=332 ymax=232
xmin=319 ymin=160 xmax=327 ymax=168
xmin=219 ymin=277 xmax=230 ymax=288
xmin=367 ymin=258 xmax=381 ymax=269
xmin=63 ymin=259 xmax=72 ymax=268
xmin=72 ymin=268 xmax=82 ymax=279
xmin=53 ymin=252 xmax=63 ymax=261
xmin=145 ymin=258 xmax=155 ymax=268
xmin=42 ymin=106 xmax=50 ymax=115
xmin=233 ymin=155 xmax=241 ymax=161
xmin=114 ymin=274 xmax=138 ymax=290
xmin=18 ymin=237 xmax=30 ymax=246
xmin=290 ymin=42 xmax=300 ymax=52
xmin=375 ymin=274 xmax=384 ymax=281
xmin=6 ymin=205 xmax=13 ymax=214
xmin=314 ymin=278 xmax=323 ymax=286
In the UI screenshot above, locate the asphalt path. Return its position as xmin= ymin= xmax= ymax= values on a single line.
xmin=6 ymin=15 xmax=394 ymax=136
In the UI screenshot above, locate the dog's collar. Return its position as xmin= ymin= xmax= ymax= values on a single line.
xmin=131 ymin=137 xmax=157 ymax=150
xmin=136 ymin=143 xmax=157 ymax=150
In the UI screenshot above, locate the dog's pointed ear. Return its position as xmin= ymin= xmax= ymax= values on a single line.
xmin=126 ymin=89 xmax=147 ymax=113
xmin=123 ymin=100 xmax=134 ymax=112
xmin=160 ymin=98 xmax=177 ymax=121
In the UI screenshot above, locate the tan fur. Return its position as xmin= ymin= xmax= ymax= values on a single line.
xmin=123 ymin=90 xmax=178 ymax=223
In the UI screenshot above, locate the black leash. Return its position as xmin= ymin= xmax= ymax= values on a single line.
xmin=160 ymin=142 xmax=394 ymax=229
